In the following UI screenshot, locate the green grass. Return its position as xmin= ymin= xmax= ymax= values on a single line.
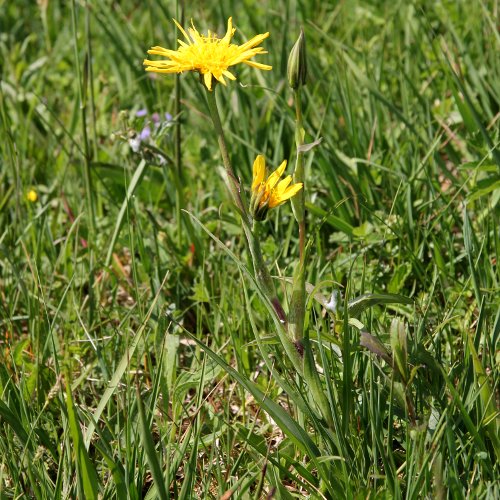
xmin=1 ymin=0 xmax=499 ymax=498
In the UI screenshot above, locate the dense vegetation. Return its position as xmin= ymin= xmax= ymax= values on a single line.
xmin=0 ymin=1 xmax=498 ymax=498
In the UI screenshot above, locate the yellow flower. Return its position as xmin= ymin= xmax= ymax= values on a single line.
xmin=27 ymin=189 xmax=38 ymax=202
xmin=250 ymin=155 xmax=303 ymax=220
xmin=144 ymin=17 xmax=272 ymax=91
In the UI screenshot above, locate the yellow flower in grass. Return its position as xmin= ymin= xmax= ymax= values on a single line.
xmin=144 ymin=17 xmax=272 ymax=91
xmin=27 ymin=190 xmax=38 ymax=202
xmin=250 ymin=155 xmax=303 ymax=221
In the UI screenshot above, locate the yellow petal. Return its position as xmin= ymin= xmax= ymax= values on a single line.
xmin=173 ymin=19 xmax=191 ymax=43
xmin=243 ymin=60 xmax=273 ymax=71
xmin=269 ymin=182 xmax=303 ymax=208
xmin=145 ymin=66 xmax=179 ymax=74
xmin=215 ymin=73 xmax=226 ymax=85
xmin=144 ymin=59 xmax=177 ymax=67
xmin=266 ymin=160 xmax=287 ymax=190
xmin=188 ymin=26 xmax=202 ymax=45
xmin=274 ymin=175 xmax=292 ymax=194
xmin=204 ymin=72 xmax=213 ymax=90
xmin=221 ymin=17 xmax=235 ymax=45
xmin=189 ymin=19 xmax=202 ymax=39
xmin=252 ymin=155 xmax=266 ymax=191
xmin=147 ymin=46 xmax=176 ymax=56
xmin=238 ymin=32 xmax=270 ymax=52
xmin=282 ymin=182 xmax=303 ymax=199
xmin=223 ymin=70 xmax=236 ymax=80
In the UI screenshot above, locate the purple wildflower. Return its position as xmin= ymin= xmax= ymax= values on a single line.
xmin=140 ymin=125 xmax=151 ymax=141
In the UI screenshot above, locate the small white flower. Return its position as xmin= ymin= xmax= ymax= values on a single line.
xmin=325 ymin=290 xmax=339 ymax=313
xmin=128 ymin=135 xmax=141 ymax=152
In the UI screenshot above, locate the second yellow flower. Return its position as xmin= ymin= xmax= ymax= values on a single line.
xmin=250 ymin=155 xmax=303 ymax=221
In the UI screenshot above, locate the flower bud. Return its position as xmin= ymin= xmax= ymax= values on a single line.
xmin=287 ymin=28 xmax=307 ymax=90
xmin=390 ymin=318 xmax=408 ymax=383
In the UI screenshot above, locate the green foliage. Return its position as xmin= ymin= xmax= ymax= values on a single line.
xmin=0 ymin=0 xmax=498 ymax=498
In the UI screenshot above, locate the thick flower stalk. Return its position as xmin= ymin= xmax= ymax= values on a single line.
xmin=288 ymin=29 xmax=308 ymax=345
xmin=144 ymin=17 xmax=272 ymax=91
xmin=250 ymin=155 xmax=303 ymax=221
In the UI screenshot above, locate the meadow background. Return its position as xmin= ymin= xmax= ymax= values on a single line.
xmin=0 ymin=0 xmax=499 ymax=498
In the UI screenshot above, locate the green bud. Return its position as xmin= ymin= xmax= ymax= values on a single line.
xmin=390 ymin=318 xmax=408 ymax=383
xmin=287 ymin=28 xmax=307 ymax=89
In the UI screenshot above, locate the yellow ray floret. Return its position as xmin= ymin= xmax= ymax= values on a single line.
xmin=250 ymin=155 xmax=302 ymax=220
xmin=144 ymin=17 xmax=272 ymax=91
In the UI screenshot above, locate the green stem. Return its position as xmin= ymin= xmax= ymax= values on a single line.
xmin=71 ymin=0 xmax=95 ymax=237
xmin=204 ymin=86 xmax=302 ymax=366
xmin=175 ymin=0 xmax=184 ymax=248
xmin=289 ymin=88 xmax=306 ymax=343
xmin=85 ymin=4 xmax=98 ymax=163
xmin=295 ymin=90 xmax=306 ymax=265
xmin=290 ymin=87 xmax=334 ymax=429
xmin=71 ymin=0 xmax=95 ymax=325
xmin=205 ymin=88 xmax=248 ymax=220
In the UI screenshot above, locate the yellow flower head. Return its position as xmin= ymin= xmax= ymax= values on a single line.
xmin=27 ymin=189 xmax=38 ymax=202
xmin=144 ymin=17 xmax=272 ymax=91
xmin=250 ymin=155 xmax=303 ymax=221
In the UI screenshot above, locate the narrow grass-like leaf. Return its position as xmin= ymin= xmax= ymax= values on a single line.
xmin=466 ymin=298 xmax=500 ymax=461
xmin=104 ymin=159 xmax=147 ymax=268
xmin=84 ymin=270 xmax=170 ymax=448
xmin=65 ymin=379 xmax=99 ymax=499
xmin=183 ymin=333 xmax=330 ymax=481
xmin=0 ymin=400 xmax=29 ymax=446
xmin=347 ymin=293 xmax=414 ymax=318
xmin=92 ymin=440 xmax=127 ymax=499
xmin=305 ymin=202 xmax=354 ymax=235
xmin=136 ymin=386 xmax=168 ymax=500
